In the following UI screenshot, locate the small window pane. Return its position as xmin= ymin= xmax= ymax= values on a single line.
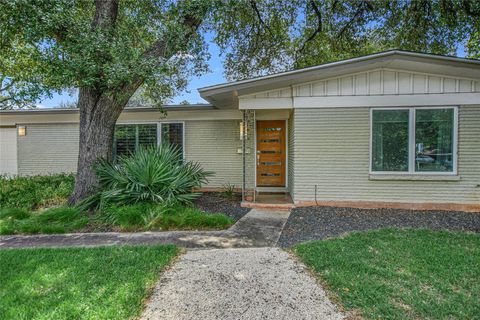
xmin=162 ymin=123 xmax=183 ymax=157
xmin=137 ymin=124 xmax=158 ymax=149
xmin=114 ymin=125 xmax=137 ymax=157
xmin=415 ymin=109 xmax=454 ymax=172
xmin=372 ymin=110 xmax=409 ymax=172
xmin=114 ymin=124 xmax=157 ymax=158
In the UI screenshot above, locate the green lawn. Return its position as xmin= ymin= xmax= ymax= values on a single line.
xmin=0 ymin=245 xmax=178 ymax=320
xmin=294 ymin=228 xmax=480 ymax=320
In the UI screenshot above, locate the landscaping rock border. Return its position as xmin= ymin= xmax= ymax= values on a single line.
xmin=194 ymin=192 xmax=250 ymax=221
xmin=278 ymin=206 xmax=480 ymax=247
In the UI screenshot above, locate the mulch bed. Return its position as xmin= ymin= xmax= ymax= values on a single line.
xmin=278 ymin=206 xmax=480 ymax=247
xmin=194 ymin=192 xmax=250 ymax=221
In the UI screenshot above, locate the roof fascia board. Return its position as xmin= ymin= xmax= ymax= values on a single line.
xmin=0 ymin=104 xmax=215 ymax=116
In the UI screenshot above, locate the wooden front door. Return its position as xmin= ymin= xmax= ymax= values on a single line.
xmin=256 ymin=120 xmax=286 ymax=187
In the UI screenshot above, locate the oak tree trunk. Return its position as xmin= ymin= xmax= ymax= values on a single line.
xmin=68 ymin=88 xmax=125 ymax=204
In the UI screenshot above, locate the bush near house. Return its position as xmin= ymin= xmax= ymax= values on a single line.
xmin=294 ymin=228 xmax=480 ymax=320
xmin=80 ymin=144 xmax=213 ymax=210
xmin=0 ymin=146 xmax=234 ymax=235
xmin=0 ymin=174 xmax=74 ymax=210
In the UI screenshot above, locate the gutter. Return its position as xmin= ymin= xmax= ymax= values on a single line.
xmin=0 ymin=104 xmax=215 ymax=115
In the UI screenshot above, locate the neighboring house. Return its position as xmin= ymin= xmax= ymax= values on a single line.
xmin=1 ymin=50 xmax=479 ymax=211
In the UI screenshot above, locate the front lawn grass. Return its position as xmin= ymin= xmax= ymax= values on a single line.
xmin=294 ymin=228 xmax=480 ymax=320
xmin=0 ymin=245 xmax=178 ymax=320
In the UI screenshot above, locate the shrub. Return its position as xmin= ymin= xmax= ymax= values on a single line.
xmin=80 ymin=144 xmax=212 ymax=209
xmin=0 ymin=174 xmax=75 ymax=210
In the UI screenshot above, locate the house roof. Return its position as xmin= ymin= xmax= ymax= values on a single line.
xmin=0 ymin=104 xmax=214 ymax=115
xmin=199 ymin=50 xmax=480 ymax=108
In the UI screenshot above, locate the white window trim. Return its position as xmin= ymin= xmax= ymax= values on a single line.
xmin=369 ymin=106 xmax=458 ymax=175
xmin=115 ymin=121 xmax=185 ymax=159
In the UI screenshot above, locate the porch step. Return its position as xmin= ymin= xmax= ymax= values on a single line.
xmin=241 ymin=201 xmax=295 ymax=210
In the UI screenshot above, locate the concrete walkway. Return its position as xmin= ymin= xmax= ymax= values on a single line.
xmin=0 ymin=209 xmax=290 ymax=249
xmin=1 ymin=209 xmax=345 ymax=319
xmin=141 ymin=248 xmax=344 ymax=320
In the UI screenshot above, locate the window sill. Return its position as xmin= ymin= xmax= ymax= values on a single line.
xmin=369 ymin=174 xmax=460 ymax=181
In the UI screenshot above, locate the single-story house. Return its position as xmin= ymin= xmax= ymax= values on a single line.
xmin=1 ymin=50 xmax=479 ymax=211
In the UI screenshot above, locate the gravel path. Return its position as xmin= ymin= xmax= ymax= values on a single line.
xmin=141 ymin=248 xmax=344 ymax=320
xmin=194 ymin=192 xmax=250 ymax=221
xmin=279 ymin=206 xmax=480 ymax=247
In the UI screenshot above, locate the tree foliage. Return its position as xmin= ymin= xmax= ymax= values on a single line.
xmin=0 ymin=0 xmax=210 ymax=109
xmin=0 ymin=0 xmax=478 ymax=202
xmin=212 ymin=0 xmax=480 ymax=80
xmin=1 ymin=0 xmax=478 ymax=106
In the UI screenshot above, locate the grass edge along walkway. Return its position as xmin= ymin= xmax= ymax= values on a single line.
xmin=0 ymin=245 xmax=178 ymax=320
xmin=294 ymin=228 xmax=480 ymax=320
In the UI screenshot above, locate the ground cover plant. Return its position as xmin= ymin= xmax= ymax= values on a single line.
xmin=0 ymin=203 xmax=234 ymax=235
xmin=294 ymin=228 xmax=480 ymax=319
xmin=0 ymin=145 xmax=236 ymax=235
xmin=0 ymin=174 xmax=74 ymax=210
xmin=0 ymin=245 xmax=178 ymax=320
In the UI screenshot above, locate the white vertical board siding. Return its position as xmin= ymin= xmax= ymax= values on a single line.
xmin=292 ymin=106 xmax=480 ymax=204
xmin=293 ymin=69 xmax=479 ymax=97
xmin=185 ymin=120 xmax=246 ymax=188
xmin=18 ymin=123 xmax=79 ymax=175
xmin=0 ymin=127 xmax=18 ymax=176
xmin=287 ymin=113 xmax=295 ymax=198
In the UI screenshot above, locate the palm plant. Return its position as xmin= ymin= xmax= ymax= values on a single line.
xmin=78 ymin=144 xmax=212 ymax=210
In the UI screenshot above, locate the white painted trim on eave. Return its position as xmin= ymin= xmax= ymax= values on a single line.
xmin=239 ymin=97 xmax=293 ymax=110
xmin=294 ymin=93 xmax=480 ymax=108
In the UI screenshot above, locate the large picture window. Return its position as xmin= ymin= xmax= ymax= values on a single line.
xmin=113 ymin=122 xmax=184 ymax=159
xmin=371 ymin=107 xmax=456 ymax=174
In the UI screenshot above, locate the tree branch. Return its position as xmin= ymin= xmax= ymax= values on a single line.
xmin=298 ymin=0 xmax=323 ymax=54
xmin=0 ymin=79 xmax=14 ymax=93
xmin=144 ymin=10 xmax=202 ymax=59
xmin=337 ymin=1 xmax=373 ymax=39
xmin=249 ymin=0 xmax=274 ymax=37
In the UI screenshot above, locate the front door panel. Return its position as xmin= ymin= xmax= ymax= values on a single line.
xmin=256 ymin=120 xmax=286 ymax=187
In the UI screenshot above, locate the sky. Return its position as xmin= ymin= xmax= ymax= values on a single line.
xmin=38 ymin=37 xmax=468 ymax=108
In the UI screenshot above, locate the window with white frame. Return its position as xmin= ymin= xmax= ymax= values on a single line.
xmin=371 ymin=107 xmax=456 ymax=173
xmin=113 ymin=123 xmax=184 ymax=159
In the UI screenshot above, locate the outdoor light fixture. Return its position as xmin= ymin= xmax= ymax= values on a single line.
xmin=18 ymin=126 xmax=26 ymax=136
xmin=239 ymin=121 xmax=247 ymax=140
